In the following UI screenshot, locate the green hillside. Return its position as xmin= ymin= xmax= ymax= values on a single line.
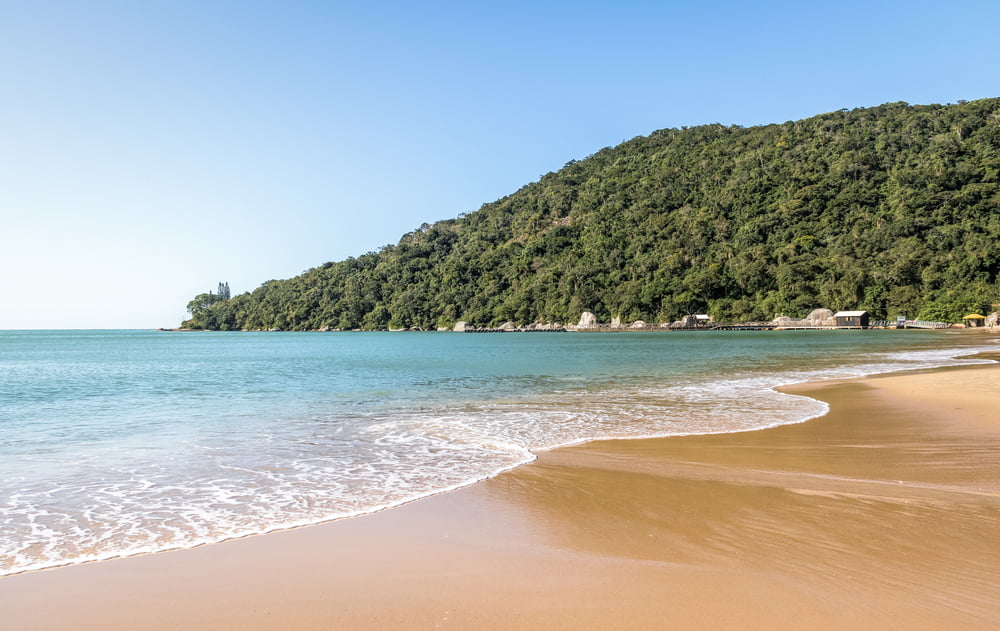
xmin=184 ymin=99 xmax=1000 ymax=330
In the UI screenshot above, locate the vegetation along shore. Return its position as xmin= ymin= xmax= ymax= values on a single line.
xmin=182 ymin=99 xmax=1000 ymax=332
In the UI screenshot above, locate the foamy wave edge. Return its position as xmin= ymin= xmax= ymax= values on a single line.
xmin=4 ymin=343 xmax=995 ymax=578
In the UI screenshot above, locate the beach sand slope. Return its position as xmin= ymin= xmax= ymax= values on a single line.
xmin=2 ymin=364 xmax=998 ymax=630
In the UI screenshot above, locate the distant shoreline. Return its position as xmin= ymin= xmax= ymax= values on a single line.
xmin=157 ymin=325 xmax=996 ymax=333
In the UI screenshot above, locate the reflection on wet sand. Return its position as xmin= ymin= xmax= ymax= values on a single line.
xmin=480 ymin=372 xmax=1000 ymax=627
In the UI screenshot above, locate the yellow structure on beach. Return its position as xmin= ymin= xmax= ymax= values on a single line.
xmin=962 ymin=314 xmax=986 ymax=327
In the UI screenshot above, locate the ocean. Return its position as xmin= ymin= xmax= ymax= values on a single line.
xmin=1 ymin=328 xmax=995 ymax=576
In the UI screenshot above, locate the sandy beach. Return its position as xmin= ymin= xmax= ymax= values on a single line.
xmin=2 ymin=359 xmax=999 ymax=630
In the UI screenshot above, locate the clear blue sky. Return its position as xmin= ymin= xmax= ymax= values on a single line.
xmin=2 ymin=0 xmax=998 ymax=329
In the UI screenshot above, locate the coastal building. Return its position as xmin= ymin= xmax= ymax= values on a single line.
xmin=832 ymin=310 xmax=869 ymax=328
xmin=681 ymin=314 xmax=713 ymax=327
xmin=963 ymin=314 xmax=986 ymax=328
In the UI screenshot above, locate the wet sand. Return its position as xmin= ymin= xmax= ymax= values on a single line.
xmin=2 ymin=362 xmax=999 ymax=630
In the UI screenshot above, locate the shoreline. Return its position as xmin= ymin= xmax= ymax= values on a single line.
xmin=158 ymin=325 xmax=995 ymax=332
xmin=3 ymin=359 xmax=999 ymax=628
xmin=4 ymin=348 xmax=994 ymax=580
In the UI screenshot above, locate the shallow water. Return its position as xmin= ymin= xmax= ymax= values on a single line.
xmin=0 ymin=329 xmax=994 ymax=575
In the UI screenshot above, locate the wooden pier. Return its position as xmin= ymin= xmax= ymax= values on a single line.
xmin=462 ymin=327 xmax=566 ymax=333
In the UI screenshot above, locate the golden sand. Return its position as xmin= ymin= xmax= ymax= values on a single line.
xmin=2 ymin=363 xmax=998 ymax=630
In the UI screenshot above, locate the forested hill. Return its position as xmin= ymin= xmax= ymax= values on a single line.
xmin=184 ymin=98 xmax=1000 ymax=331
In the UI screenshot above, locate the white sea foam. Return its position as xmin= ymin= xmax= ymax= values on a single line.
xmin=1 ymin=333 xmax=995 ymax=576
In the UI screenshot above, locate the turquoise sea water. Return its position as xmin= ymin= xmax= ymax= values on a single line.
xmin=1 ymin=329 xmax=995 ymax=575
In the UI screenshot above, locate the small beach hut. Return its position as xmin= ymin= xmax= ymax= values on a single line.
xmin=833 ymin=310 xmax=869 ymax=328
xmin=681 ymin=314 xmax=712 ymax=328
xmin=963 ymin=314 xmax=986 ymax=328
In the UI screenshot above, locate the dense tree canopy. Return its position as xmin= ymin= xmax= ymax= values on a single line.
xmin=184 ymin=99 xmax=1000 ymax=330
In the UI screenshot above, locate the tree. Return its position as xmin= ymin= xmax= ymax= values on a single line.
xmin=178 ymin=99 xmax=1000 ymax=330
xmin=185 ymin=292 xmax=223 ymax=328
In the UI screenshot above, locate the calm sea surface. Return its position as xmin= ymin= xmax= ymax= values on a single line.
xmin=1 ymin=329 xmax=995 ymax=575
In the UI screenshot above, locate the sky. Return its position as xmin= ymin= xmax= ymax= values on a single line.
xmin=1 ymin=0 xmax=998 ymax=329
